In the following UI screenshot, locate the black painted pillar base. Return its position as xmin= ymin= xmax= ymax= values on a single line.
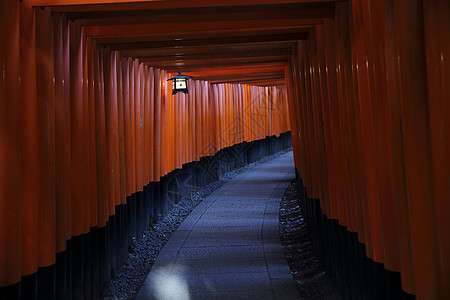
xmin=295 ymin=168 xmax=415 ymax=300
xmin=0 ymin=132 xmax=292 ymax=300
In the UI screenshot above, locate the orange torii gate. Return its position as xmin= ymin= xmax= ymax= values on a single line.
xmin=1 ymin=0 xmax=448 ymax=299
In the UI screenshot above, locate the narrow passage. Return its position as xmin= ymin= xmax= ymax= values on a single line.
xmin=137 ymin=152 xmax=297 ymax=300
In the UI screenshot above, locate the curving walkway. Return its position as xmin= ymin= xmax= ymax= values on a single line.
xmin=136 ymin=152 xmax=298 ymax=300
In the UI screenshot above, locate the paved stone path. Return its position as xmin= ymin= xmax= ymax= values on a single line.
xmin=136 ymin=152 xmax=298 ymax=300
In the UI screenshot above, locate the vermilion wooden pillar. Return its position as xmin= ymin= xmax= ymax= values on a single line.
xmin=341 ymin=1 xmax=366 ymax=247
xmin=104 ymin=47 xmax=117 ymax=215
xmin=194 ymin=81 xmax=201 ymax=159
xmin=153 ymin=68 xmax=161 ymax=180
xmin=285 ymin=65 xmax=300 ymax=171
xmin=308 ymin=31 xmax=329 ymax=212
xmin=143 ymin=66 xmax=150 ymax=184
xmin=394 ymin=0 xmax=439 ymax=298
xmin=296 ymin=42 xmax=313 ymax=199
xmin=320 ymin=30 xmax=342 ymax=222
xmin=309 ymin=37 xmax=325 ymax=203
xmin=167 ymin=74 xmax=174 ymax=171
xmin=121 ymin=57 xmax=131 ymax=198
xmin=148 ymin=67 xmax=155 ymax=181
xmin=69 ymin=19 xmax=85 ymax=237
xmin=170 ymin=76 xmax=177 ymax=169
xmin=212 ymin=85 xmax=219 ymax=152
xmin=160 ymin=70 xmax=167 ymax=176
xmin=316 ymin=25 xmax=336 ymax=218
xmin=36 ymin=7 xmax=57 ymax=273
xmin=129 ymin=58 xmax=137 ymax=192
xmin=187 ymin=79 xmax=194 ymax=160
xmin=87 ymin=38 xmax=98 ymax=226
xmin=380 ymin=0 xmax=415 ymax=292
xmin=360 ymin=0 xmax=402 ymax=274
xmin=334 ymin=7 xmax=355 ymax=233
xmin=116 ymin=52 xmax=126 ymax=204
xmin=0 ymin=0 xmax=22 ymax=290
xmin=291 ymin=51 xmax=307 ymax=195
xmin=346 ymin=1 xmax=374 ymax=258
xmin=20 ymin=0 xmax=39 ymax=282
xmin=81 ymin=27 xmax=91 ymax=236
xmin=135 ymin=61 xmax=143 ymax=191
xmin=140 ymin=64 xmax=146 ymax=188
xmin=94 ymin=45 xmax=108 ymax=229
xmin=351 ymin=0 xmax=384 ymax=264
xmin=201 ymin=81 xmax=208 ymax=156
xmin=422 ymin=0 xmax=450 ymax=296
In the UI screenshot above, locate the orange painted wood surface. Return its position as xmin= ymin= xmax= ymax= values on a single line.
xmin=0 ymin=0 xmax=21 ymax=288
xmin=285 ymin=0 xmax=449 ymax=297
xmin=0 ymin=8 xmax=289 ymax=287
xmin=20 ymin=0 xmax=40 ymax=277
xmin=423 ymin=0 xmax=450 ymax=296
xmin=1 ymin=1 xmax=448 ymax=299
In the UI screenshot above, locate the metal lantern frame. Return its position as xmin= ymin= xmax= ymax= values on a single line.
xmin=167 ymin=72 xmax=193 ymax=95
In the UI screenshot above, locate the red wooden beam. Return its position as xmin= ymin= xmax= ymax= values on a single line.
xmin=154 ymin=60 xmax=289 ymax=72
xmin=212 ymin=78 xmax=286 ymax=85
xmin=96 ymin=28 xmax=309 ymax=45
xmin=37 ymin=0 xmax=339 ymax=11
xmin=108 ymin=32 xmax=308 ymax=50
xmin=185 ymin=65 xmax=285 ymax=77
xmin=84 ymin=19 xmax=321 ymax=38
xmin=140 ymin=56 xmax=291 ymax=69
xmin=66 ymin=3 xmax=334 ymax=26
xmin=135 ymin=49 xmax=292 ymax=62
xmin=120 ymin=42 xmax=294 ymax=59
xmin=193 ymin=73 xmax=285 ymax=82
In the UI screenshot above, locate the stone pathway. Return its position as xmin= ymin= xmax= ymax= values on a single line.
xmin=136 ymin=152 xmax=297 ymax=300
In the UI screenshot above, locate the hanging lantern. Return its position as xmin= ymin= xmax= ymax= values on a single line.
xmin=167 ymin=71 xmax=193 ymax=95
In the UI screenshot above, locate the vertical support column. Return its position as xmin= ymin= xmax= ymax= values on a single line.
xmin=129 ymin=58 xmax=137 ymax=194
xmin=104 ymin=48 xmax=116 ymax=215
xmin=36 ymin=7 xmax=56 ymax=299
xmin=19 ymin=3 xmax=39 ymax=298
xmin=87 ymin=39 xmax=98 ymax=231
xmin=143 ymin=66 xmax=150 ymax=185
xmin=395 ymin=0 xmax=439 ymax=297
xmin=53 ymin=12 xmax=68 ymax=300
xmin=135 ymin=61 xmax=143 ymax=192
xmin=351 ymin=0 xmax=384 ymax=264
xmin=116 ymin=53 xmax=126 ymax=205
xmin=94 ymin=38 xmax=109 ymax=297
xmin=147 ymin=67 xmax=155 ymax=182
xmin=122 ymin=57 xmax=131 ymax=199
xmin=69 ymin=20 xmax=85 ymax=242
xmin=160 ymin=70 xmax=167 ymax=177
xmin=361 ymin=0 xmax=402 ymax=280
xmin=381 ymin=0 xmax=414 ymax=293
xmin=422 ymin=0 xmax=450 ymax=296
xmin=0 ymin=0 xmax=21 ymax=296
xmin=62 ymin=17 xmax=73 ymax=260
xmin=154 ymin=68 xmax=161 ymax=181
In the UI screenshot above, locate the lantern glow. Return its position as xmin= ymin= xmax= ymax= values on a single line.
xmin=167 ymin=72 xmax=193 ymax=95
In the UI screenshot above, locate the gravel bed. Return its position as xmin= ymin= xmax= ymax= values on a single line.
xmin=103 ymin=149 xmax=291 ymax=300
xmin=279 ymin=180 xmax=341 ymax=300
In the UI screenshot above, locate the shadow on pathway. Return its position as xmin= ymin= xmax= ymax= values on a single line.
xmin=137 ymin=152 xmax=297 ymax=300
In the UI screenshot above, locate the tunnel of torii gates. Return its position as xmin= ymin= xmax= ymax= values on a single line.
xmin=0 ymin=0 xmax=448 ymax=299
